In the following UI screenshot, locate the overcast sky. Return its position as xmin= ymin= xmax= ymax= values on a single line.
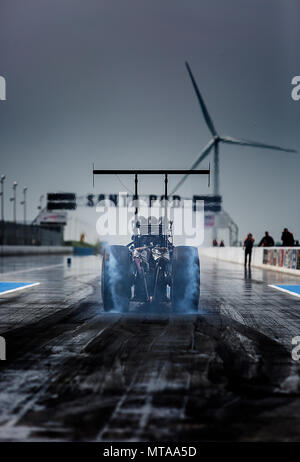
xmin=0 ymin=0 xmax=299 ymax=244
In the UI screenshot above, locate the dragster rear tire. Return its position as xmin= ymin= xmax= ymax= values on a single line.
xmin=171 ymin=246 xmax=200 ymax=312
xmin=101 ymin=245 xmax=131 ymax=313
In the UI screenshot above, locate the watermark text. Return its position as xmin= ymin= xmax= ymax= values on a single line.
xmin=0 ymin=336 xmax=6 ymax=360
xmin=0 ymin=76 xmax=6 ymax=101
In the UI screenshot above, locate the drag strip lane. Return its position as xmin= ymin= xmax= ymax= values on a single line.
xmin=0 ymin=310 xmax=294 ymax=442
xmin=0 ymin=263 xmax=64 ymax=278
xmin=0 ymin=255 xmax=101 ymax=334
xmin=200 ymin=257 xmax=300 ymax=349
xmin=0 ymin=255 xmax=300 ymax=441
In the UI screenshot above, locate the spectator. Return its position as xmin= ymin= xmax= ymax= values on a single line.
xmin=281 ymin=228 xmax=294 ymax=247
xmin=220 ymin=240 xmax=225 ymax=247
xmin=243 ymin=233 xmax=255 ymax=267
xmin=258 ymin=231 xmax=274 ymax=247
xmin=212 ymin=239 xmax=218 ymax=247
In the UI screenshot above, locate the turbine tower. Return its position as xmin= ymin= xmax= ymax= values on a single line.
xmin=171 ymin=61 xmax=297 ymax=198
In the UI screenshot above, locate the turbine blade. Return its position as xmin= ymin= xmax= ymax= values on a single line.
xmin=220 ymin=136 xmax=297 ymax=153
xmin=170 ymin=139 xmax=215 ymax=194
xmin=185 ymin=61 xmax=218 ymax=137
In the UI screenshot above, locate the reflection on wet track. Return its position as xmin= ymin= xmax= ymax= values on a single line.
xmin=0 ymin=255 xmax=300 ymax=441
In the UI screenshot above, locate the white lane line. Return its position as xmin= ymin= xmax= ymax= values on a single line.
xmin=0 ymin=263 xmax=64 ymax=277
xmin=268 ymin=284 xmax=300 ymax=298
xmin=0 ymin=282 xmax=40 ymax=296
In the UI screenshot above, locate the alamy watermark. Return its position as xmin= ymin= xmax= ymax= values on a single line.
xmin=0 ymin=76 xmax=6 ymax=101
xmin=291 ymin=336 xmax=300 ymax=361
xmin=95 ymin=193 xmax=204 ymax=246
xmin=0 ymin=76 xmax=7 ymax=359
xmin=291 ymin=76 xmax=300 ymax=101
xmin=0 ymin=336 xmax=6 ymax=360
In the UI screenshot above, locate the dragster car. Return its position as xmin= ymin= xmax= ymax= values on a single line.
xmin=93 ymin=169 xmax=210 ymax=312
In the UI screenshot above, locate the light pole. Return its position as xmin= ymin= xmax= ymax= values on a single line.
xmin=10 ymin=181 xmax=18 ymax=223
xmin=38 ymin=194 xmax=44 ymax=211
xmin=0 ymin=175 xmax=6 ymax=222
xmin=21 ymin=187 xmax=28 ymax=224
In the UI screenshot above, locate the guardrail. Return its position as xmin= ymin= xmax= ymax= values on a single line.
xmin=0 ymin=246 xmax=73 ymax=256
xmin=198 ymin=247 xmax=300 ymax=276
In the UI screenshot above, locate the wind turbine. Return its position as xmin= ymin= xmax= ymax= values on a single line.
xmin=171 ymin=61 xmax=297 ymax=197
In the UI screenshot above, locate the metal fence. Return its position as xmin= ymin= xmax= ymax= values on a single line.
xmin=0 ymin=222 xmax=63 ymax=246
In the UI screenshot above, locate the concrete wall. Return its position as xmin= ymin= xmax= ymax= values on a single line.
xmin=198 ymin=247 xmax=300 ymax=277
xmin=0 ymin=221 xmax=63 ymax=246
xmin=0 ymin=246 xmax=73 ymax=256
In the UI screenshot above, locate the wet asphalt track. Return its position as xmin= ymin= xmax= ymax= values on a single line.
xmin=0 ymin=254 xmax=300 ymax=441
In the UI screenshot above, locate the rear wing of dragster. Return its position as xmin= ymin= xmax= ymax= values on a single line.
xmin=92 ymin=167 xmax=211 ymax=199
xmin=92 ymin=167 xmax=211 ymax=239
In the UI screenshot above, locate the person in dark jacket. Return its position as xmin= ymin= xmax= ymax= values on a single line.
xmin=243 ymin=233 xmax=255 ymax=267
xmin=258 ymin=231 xmax=274 ymax=247
xmin=281 ymin=228 xmax=294 ymax=246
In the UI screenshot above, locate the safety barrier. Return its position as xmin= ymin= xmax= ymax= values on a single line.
xmin=73 ymin=246 xmax=95 ymax=256
xmin=0 ymin=246 xmax=73 ymax=256
xmin=0 ymin=221 xmax=63 ymax=246
xmin=198 ymin=247 xmax=300 ymax=276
